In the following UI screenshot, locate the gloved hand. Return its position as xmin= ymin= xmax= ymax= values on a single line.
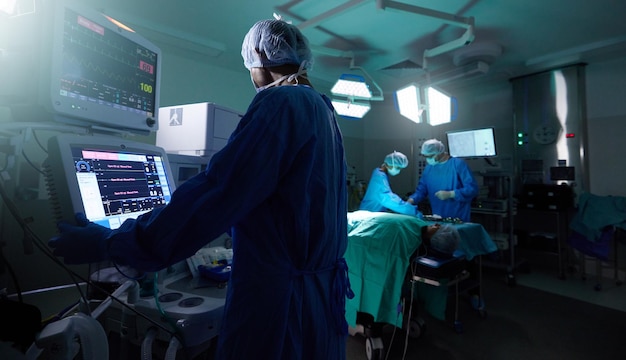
xmin=48 ymin=213 xmax=112 ymax=264
xmin=435 ymin=190 xmax=455 ymax=201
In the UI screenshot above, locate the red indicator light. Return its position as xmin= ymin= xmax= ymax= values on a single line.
xmin=566 ymin=133 xmax=575 ymax=138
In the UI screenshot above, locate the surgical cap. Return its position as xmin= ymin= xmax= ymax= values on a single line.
xmin=241 ymin=19 xmax=313 ymax=70
xmin=430 ymin=224 xmax=460 ymax=255
xmin=384 ymin=151 xmax=409 ymax=169
xmin=421 ymin=139 xmax=446 ymax=156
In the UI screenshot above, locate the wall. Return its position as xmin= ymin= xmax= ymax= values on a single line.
xmin=585 ymin=57 xmax=626 ymax=197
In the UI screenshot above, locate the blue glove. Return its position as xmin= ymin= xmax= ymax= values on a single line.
xmin=48 ymin=213 xmax=112 ymax=264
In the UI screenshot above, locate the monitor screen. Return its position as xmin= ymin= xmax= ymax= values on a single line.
xmin=44 ymin=134 xmax=176 ymax=229
xmin=2 ymin=0 xmax=161 ymax=134
xmin=446 ymin=127 xmax=497 ymax=158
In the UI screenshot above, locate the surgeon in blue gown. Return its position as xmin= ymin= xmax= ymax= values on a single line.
xmin=408 ymin=139 xmax=478 ymax=222
xmin=49 ymin=19 xmax=353 ymax=360
xmin=359 ymin=151 xmax=419 ymax=216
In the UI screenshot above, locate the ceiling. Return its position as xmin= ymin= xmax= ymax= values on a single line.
xmin=86 ymin=0 xmax=626 ymax=94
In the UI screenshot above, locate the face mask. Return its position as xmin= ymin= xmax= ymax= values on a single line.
xmin=252 ymin=61 xmax=309 ymax=93
xmin=426 ymin=157 xmax=438 ymax=166
xmin=387 ymin=167 xmax=401 ymax=176
xmin=255 ymin=74 xmax=290 ymax=93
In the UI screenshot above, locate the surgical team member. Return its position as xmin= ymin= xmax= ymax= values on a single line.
xmin=408 ymin=139 xmax=478 ymax=222
xmin=49 ymin=19 xmax=353 ymax=360
xmin=359 ymin=151 xmax=420 ymax=216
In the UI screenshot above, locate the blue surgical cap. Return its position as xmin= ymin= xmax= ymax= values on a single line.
xmin=241 ymin=19 xmax=313 ymax=70
xmin=421 ymin=139 xmax=445 ymax=156
xmin=384 ymin=151 xmax=409 ymax=169
xmin=430 ymin=224 xmax=460 ymax=255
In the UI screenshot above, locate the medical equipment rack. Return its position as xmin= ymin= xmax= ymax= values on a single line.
xmin=471 ymin=172 xmax=525 ymax=285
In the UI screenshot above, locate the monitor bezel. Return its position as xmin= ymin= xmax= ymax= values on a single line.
xmin=43 ymin=0 xmax=162 ymax=134
xmin=45 ymin=133 xmax=177 ymax=227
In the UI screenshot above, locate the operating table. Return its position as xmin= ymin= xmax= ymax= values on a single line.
xmin=344 ymin=210 xmax=497 ymax=358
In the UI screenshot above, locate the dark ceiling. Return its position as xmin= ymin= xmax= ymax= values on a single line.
xmin=85 ymin=0 xmax=626 ymax=93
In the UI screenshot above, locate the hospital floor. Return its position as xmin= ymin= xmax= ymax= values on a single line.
xmin=514 ymin=246 xmax=626 ymax=313
xmin=345 ymin=244 xmax=626 ymax=360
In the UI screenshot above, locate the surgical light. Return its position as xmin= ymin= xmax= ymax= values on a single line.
xmin=0 ymin=0 xmax=17 ymax=15
xmin=330 ymin=58 xmax=384 ymax=102
xmin=394 ymin=84 xmax=453 ymax=125
xmin=426 ymin=86 xmax=452 ymax=126
xmin=394 ymin=84 xmax=423 ymax=123
xmin=331 ymin=74 xmax=372 ymax=99
xmin=331 ymin=98 xmax=371 ymax=119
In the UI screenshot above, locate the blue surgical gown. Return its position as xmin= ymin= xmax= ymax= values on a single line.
xmin=359 ymin=168 xmax=417 ymax=216
xmin=106 ymin=85 xmax=350 ymax=360
xmin=408 ymin=157 xmax=478 ymax=222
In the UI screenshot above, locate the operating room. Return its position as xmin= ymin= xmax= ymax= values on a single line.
xmin=2 ymin=0 xmax=626 ymax=359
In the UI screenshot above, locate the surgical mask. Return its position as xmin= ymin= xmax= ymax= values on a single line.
xmin=426 ymin=157 xmax=438 ymax=166
xmin=255 ymin=73 xmax=291 ymax=93
xmin=253 ymin=60 xmax=309 ymax=93
xmin=387 ymin=167 xmax=401 ymax=176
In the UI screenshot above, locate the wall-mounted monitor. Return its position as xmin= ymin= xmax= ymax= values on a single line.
xmin=2 ymin=0 xmax=161 ymax=134
xmin=44 ymin=133 xmax=176 ymax=229
xmin=446 ymin=127 xmax=497 ymax=158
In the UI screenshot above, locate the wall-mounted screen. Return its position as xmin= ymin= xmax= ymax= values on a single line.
xmin=446 ymin=127 xmax=497 ymax=158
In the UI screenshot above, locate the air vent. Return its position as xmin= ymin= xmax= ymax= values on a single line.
xmin=380 ymin=59 xmax=424 ymax=78
xmin=381 ymin=59 xmax=422 ymax=70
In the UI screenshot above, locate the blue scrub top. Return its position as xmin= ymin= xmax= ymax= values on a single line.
xmin=408 ymin=157 xmax=478 ymax=222
xmin=359 ymin=168 xmax=417 ymax=216
xmin=107 ymin=85 xmax=350 ymax=359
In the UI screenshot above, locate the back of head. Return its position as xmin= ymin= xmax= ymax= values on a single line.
xmin=241 ymin=19 xmax=313 ymax=70
xmin=384 ymin=151 xmax=409 ymax=169
xmin=430 ymin=224 xmax=460 ymax=255
xmin=421 ymin=139 xmax=445 ymax=156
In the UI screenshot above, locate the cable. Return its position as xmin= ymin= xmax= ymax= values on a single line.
xmin=152 ymin=272 xmax=189 ymax=349
xmin=0 ymin=242 xmax=23 ymax=303
xmin=0 ymin=175 xmax=175 ymax=336
xmin=401 ymin=280 xmax=416 ymax=360
xmin=383 ymin=299 xmax=401 ymax=360
xmin=31 ymin=129 xmax=48 ymax=154
xmin=20 ymin=149 xmax=45 ymax=176
xmin=0 ymin=174 xmax=89 ymax=302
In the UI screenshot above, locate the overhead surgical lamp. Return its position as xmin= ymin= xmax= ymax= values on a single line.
xmin=394 ymin=84 xmax=424 ymax=123
xmin=394 ymin=84 xmax=454 ymax=125
xmin=331 ymin=74 xmax=372 ymax=99
xmin=330 ymin=58 xmax=382 ymax=119
xmin=0 ymin=0 xmax=17 ymax=15
xmin=331 ymin=98 xmax=371 ymax=119
xmin=331 ymin=58 xmax=384 ymax=101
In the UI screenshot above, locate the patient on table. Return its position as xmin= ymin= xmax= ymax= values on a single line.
xmin=422 ymin=223 xmax=461 ymax=257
